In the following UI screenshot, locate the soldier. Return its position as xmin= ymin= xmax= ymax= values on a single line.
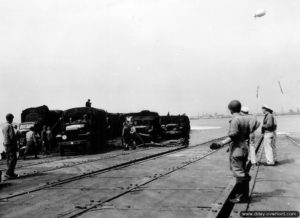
xmin=41 ymin=125 xmax=48 ymax=154
xmin=122 ymin=122 xmax=131 ymax=150
xmin=261 ymin=105 xmax=277 ymax=166
xmin=24 ymin=127 xmax=39 ymax=159
xmin=85 ymin=99 xmax=92 ymax=108
xmin=210 ymin=100 xmax=251 ymax=203
xmin=2 ymin=113 xmax=18 ymax=179
xmin=241 ymin=107 xmax=260 ymax=166
xmin=129 ymin=122 xmax=137 ymax=150
xmin=46 ymin=126 xmax=53 ymax=153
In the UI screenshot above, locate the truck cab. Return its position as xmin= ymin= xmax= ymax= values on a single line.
xmin=57 ymin=107 xmax=107 ymax=156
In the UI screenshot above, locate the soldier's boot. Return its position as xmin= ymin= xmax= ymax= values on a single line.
xmin=229 ymin=177 xmax=250 ymax=204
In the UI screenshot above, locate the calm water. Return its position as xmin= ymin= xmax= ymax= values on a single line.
xmin=189 ymin=115 xmax=300 ymax=146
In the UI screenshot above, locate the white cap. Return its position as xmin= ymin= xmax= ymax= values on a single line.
xmin=262 ymin=105 xmax=273 ymax=112
xmin=126 ymin=116 xmax=132 ymax=122
xmin=241 ymin=106 xmax=249 ymax=113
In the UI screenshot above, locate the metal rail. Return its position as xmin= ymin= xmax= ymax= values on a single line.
xmin=285 ymin=135 xmax=300 ymax=148
xmin=0 ymin=147 xmax=153 ymax=177
xmin=61 ymin=140 xmax=229 ymax=218
xmin=0 ymin=136 xmax=226 ymax=202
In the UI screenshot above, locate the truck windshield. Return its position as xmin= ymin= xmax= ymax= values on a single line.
xmin=65 ymin=124 xmax=85 ymax=131
xmin=19 ymin=123 xmax=35 ymax=130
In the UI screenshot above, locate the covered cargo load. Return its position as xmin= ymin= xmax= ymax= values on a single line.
xmin=19 ymin=106 xmax=63 ymax=149
xmin=57 ymin=107 xmax=108 ymax=155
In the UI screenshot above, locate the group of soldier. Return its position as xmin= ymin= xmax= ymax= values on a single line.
xmin=1 ymin=113 xmax=55 ymax=180
xmin=210 ymin=100 xmax=277 ymax=203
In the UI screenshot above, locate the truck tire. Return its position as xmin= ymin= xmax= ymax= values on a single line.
xmin=59 ymin=145 xmax=65 ymax=156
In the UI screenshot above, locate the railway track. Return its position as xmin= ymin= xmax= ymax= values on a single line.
xmin=64 ymin=143 xmax=229 ymax=218
xmin=285 ymin=135 xmax=300 ymax=148
xmin=0 ymin=138 xmax=124 ymax=169
xmin=65 ymin=136 xmax=264 ymax=218
xmin=0 ymin=147 xmax=153 ymax=177
xmin=0 ymin=139 xmax=186 ymax=173
xmin=230 ymin=134 xmax=300 ymax=218
xmin=0 ymin=135 xmax=266 ymax=218
xmin=0 ymin=136 xmax=226 ymax=203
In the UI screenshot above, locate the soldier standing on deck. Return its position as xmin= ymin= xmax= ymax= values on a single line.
xmin=210 ymin=100 xmax=251 ymax=203
xmin=261 ymin=105 xmax=277 ymax=166
xmin=241 ymin=107 xmax=260 ymax=166
xmin=2 ymin=113 xmax=18 ymax=179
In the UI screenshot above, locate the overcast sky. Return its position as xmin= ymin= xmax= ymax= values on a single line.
xmin=0 ymin=0 xmax=300 ymax=122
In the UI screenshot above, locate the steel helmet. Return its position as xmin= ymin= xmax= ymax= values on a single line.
xmin=6 ymin=113 xmax=14 ymax=121
xmin=228 ymin=100 xmax=242 ymax=113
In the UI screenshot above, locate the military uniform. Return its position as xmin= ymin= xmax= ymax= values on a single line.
xmin=228 ymin=112 xmax=251 ymax=201
xmin=24 ymin=130 xmax=38 ymax=159
xmin=243 ymin=114 xmax=261 ymax=165
xmin=122 ymin=124 xmax=131 ymax=149
xmin=2 ymin=122 xmax=18 ymax=177
xmin=262 ymin=111 xmax=277 ymax=165
xmin=228 ymin=113 xmax=251 ymax=177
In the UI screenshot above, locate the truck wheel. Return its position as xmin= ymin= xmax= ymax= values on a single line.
xmin=59 ymin=145 xmax=65 ymax=156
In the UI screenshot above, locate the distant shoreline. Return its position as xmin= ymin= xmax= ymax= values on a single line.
xmin=190 ymin=113 xmax=300 ymax=120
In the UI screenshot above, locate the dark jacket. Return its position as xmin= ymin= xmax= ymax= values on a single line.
xmin=262 ymin=112 xmax=277 ymax=133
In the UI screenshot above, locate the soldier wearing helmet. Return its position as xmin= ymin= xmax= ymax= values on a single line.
xmin=210 ymin=100 xmax=251 ymax=203
xmin=1 ymin=113 xmax=18 ymax=179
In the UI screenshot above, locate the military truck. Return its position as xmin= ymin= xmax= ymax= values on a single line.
xmin=125 ymin=110 xmax=160 ymax=142
xmin=159 ymin=114 xmax=190 ymax=140
xmin=57 ymin=107 xmax=108 ymax=156
xmin=19 ymin=105 xmax=63 ymax=149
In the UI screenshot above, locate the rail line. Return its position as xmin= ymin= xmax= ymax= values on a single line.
xmin=285 ymin=135 xmax=300 ymax=148
xmin=0 ymin=139 xmax=187 ymax=172
xmin=0 ymin=147 xmax=154 ymax=176
xmin=0 ymin=138 xmax=126 ymax=168
xmin=63 ymin=141 xmax=228 ymax=218
xmin=0 ymin=136 xmax=226 ymax=202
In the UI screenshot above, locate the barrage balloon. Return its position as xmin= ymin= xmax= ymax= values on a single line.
xmin=254 ymin=10 xmax=266 ymax=18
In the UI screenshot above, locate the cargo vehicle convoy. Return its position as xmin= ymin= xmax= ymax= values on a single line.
xmin=19 ymin=105 xmax=63 ymax=149
xmin=57 ymin=107 xmax=108 ymax=156
xmin=159 ymin=114 xmax=190 ymax=140
xmin=18 ymin=106 xmax=191 ymax=156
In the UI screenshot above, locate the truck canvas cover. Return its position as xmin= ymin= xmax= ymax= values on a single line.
xmin=21 ymin=105 xmax=50 ymax=123
xmin=63 ymin=107 xmax=106 ymax=124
